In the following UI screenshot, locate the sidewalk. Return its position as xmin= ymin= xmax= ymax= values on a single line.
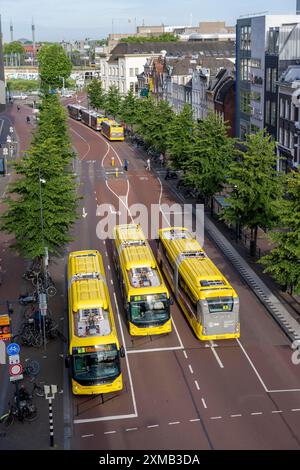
xmin=0 ymin=102 xmax=65 ymax=450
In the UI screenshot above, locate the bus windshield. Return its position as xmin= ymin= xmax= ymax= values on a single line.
xmin=130 ymin=294 xmax=169 ymax=325
xmin=207 ymin=296 xmax=234 ymax=313
xmin=72 ymin=344 xmax=120 ymax=383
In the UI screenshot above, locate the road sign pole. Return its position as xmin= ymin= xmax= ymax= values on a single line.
xmin=49 ymin=398 xmax=54 ymax=447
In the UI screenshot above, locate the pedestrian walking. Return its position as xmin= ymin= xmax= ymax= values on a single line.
xmin=17 ymin=105 xmax=20 ymax=112
xmin=26 ymin=116 xmax=30 ymax=124
xmin=146 ymin=158 xmax=151 ymax=171
xmin=124 ymin=159 xmax=128 ymax=171
xmin=159 ymin=153 xmax=164 ymax=167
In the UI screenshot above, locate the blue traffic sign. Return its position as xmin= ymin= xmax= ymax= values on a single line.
xmin=6 ymin=343 xmax=20 ymax=356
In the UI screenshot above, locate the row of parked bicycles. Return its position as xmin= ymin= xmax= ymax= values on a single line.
xmin=0 ymin=359 xmax=44 ymax=428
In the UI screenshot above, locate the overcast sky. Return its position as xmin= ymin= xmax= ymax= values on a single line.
xmin=0 ymin=0 xmax=298 ymax=42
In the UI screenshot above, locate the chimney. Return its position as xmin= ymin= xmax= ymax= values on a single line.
xmin=10 ymin=19 xmax=14 ymax=42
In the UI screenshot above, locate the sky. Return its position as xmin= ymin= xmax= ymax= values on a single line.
xmin=0 ymin=0 xmax=298 ymax=42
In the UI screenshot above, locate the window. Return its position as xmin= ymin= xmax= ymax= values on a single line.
xmin=250 ymin=58 xmax=261 ymax=68
xmin=284 ymin=129 xmax=289 ymax=147
xmin=266 ymin=68 xmax=271 ymax=92
xmin=280 ymin=98 xmax=284 ymax=118
xmin=130 ymin=82 xmax=134 ymax=92
xmin=279 ymin=127 xmax=283 ymax=145
xmin=240 ymin=59 xmax=250 ymax=82
xmin=271 ymin=69 xmax=277 ymax=93
xmin=240 ymin=123 xmax=248 ymax=140
xmin=129 ymin=68 xmax=134 ymax=77
xmin=265 ymin=100 xmax=271 ymax=124
xmin=121 ymin=65 xmax=124 ymax=76
xmin=270 ymin=102 xmax=276 ymax=127
xmin=240 ymin=25 xmax=251 ymax=51
xmin=285 ymin=100 xmax=290 ymax=120
xmin=240 ymin=90 xmax=251 ymax=114
xmin=290 ymin=131 xmax=294 ymax=149
xmin=135 ymin=82 xmax=139 ymax=94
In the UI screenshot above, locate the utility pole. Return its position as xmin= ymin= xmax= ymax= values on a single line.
xmin=10 ymin=19 xmax=14 ymax=42
xmin=32 ymin=17 xmax=36 ymax=66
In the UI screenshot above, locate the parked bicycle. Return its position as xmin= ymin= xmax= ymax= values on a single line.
xmin=0 ymin=386 xmax=38 ymax=428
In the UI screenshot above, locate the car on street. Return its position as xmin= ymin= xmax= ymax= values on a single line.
xmin=11 ymin=93 xmax=28 ymax=100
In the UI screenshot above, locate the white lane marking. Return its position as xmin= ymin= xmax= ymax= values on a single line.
xmin=113 ymin=292 xmax=138 ymax=417
xmin=105 ymin=180 xmax=134 ymax=223
xmin=127 ymin=346 xmax=184 ymax=354
xmin=104 ymin=431 xmax=116 ymax=435
xmin=194 ymin=380 xmax=200 ymax=391
xmin=183 ymin=350 xmax=188 ymax=359
xmin=188 ymin=364 xmax=194 ymax=374
xmin=268 ymin=388 xmax=300 ymax=393
xmin=292 ymin=408 xmax=300 ymax=412
xmin=157 ymin=176 xmax=171 ymax=225
xmin=108 ymin=265 xmax=111 ymax=270
xmin=201 ymin=398 xmax=207 ymax=409
xmin=74 ymin=294 xmax=138 ymax=425
xmin=271 ymin=410 xmax=283 ymax=414
xmin=126 ymin=427 xmax=138 ymax=432
xmin=81 ymin=434 xmax=94 ymax=438
xmin=236 ymin=338 xmax=268 ymax=392
xmin=209 ymin=341 xmax=224 ymax=369
xmin=147 ymin=424 xmax=159 ymax=428
xmin=0 ymin=119 xmax=4 ymax=137
xmin=168 ymin=421 xmax=180 ymax=425
xmin=190 ymin=418 xmax=201 ymax=422
xmin=70 ymin=126 xmax=91 ymax=160
xmin=251 ymin=412 xmax=263 ymax=415
xmin=110 ymin=279 xmax=113 ymax=285
xmin=171 ymin=317 xmax=184 ymax=350
xmin=210 ymin=416 xmax=222 ymax=420
xmin=230 ymin=414 xmax=242 ymax=418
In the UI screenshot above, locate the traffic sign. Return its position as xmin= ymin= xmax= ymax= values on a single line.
xmin=3 ymin=148 xmax=8 ymax=156
xmin=9 ymin=127 xmax=13 ymax=134
xmin=9 ymin=363 xmax=23 ymax=377
xmin=0 ymin=315 xmax=11 ymax=341
xmin=8 ymin=354 xmax=20 ymax=365
xmin=6 ymin=342 xmax=20 ymax=356
xmin=6 ymin=135 xmax=11 ymax=143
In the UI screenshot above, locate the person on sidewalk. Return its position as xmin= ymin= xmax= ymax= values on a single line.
xmin=17 ymin=105 xmax=20 ymax=112
xmin=124 ymin=159 xmax=128 ymax=171
xmin=146 ymin=158 xmax=151 ymax=171
xmin=159 ymin=153 xmax=164 ymax=167
xmin=26 ymin=116 xmax=30 ymax=124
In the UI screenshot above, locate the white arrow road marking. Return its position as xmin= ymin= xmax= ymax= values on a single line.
xmin=82 ymin=207 xmax=88 ymax=218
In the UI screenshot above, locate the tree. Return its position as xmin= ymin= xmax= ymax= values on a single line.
xmin=3 ymin=42 xmax=25 ymax=55
xmin=1 ymin=138 xmax=78 ymax=259
xmin=166 ymin=103 xmax=195 ymax=170
xmin=182 ymin=113 xmax=235 ymax=206
xmin=105 ymin=85 xmax=121 ymax=118
xmin=223 ymin=130 xmax=282 ymax=256
xmin=87 ymin=79 xmax=106 ymax=110
xmin=136 ymin=98 xmax=174 ymax=154
xmin=1 ymin=93 xmax=78 ymax=259
xmin=38 ymin=44 xmax=72 ymax=90
xmin=259 ymin=171 xmax=300 ymax=294
xmin=118 ymin=89 xmax=138 ymax=132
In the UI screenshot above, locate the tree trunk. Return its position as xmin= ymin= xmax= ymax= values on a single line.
xmin=250 ymin=226 xmax=258 ymax=257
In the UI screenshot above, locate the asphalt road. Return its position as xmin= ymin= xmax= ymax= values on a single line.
xmin=64 ymin=102 xmax=300 ymax=450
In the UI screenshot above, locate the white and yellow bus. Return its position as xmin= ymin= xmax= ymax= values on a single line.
xmin=101 ymin=120 xmax=124 ymax=141
xmin=157 ymin=227 xmax=240 ymax=340
xmin=67 ymin=250 xmax=124 ymax=395
xmin=113 ymin=224 xmax=172 ymax=336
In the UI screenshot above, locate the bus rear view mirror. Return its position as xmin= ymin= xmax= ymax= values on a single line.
xmin=120 ymin=346 xmax=125 ymax=358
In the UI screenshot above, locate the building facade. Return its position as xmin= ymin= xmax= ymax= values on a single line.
xmin=0 ymin=17 xmax=5 ymax=112
xmin=236 ymin=14 xmax=300 ymax=140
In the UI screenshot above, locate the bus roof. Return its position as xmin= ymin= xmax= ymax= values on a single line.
xmin=159 ymin=227 xmax=235 ymax=297
xmin=68 ymin=251 xmax=117 ymax=343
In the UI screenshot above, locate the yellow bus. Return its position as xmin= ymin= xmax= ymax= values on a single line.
xmin=101 ymin=120 xmax=124 ymax=141
xmin=66 ymin=250 xmax=124 ymax=395
xmin=113 ymin=224 xmax=172 ymax=336
xmin=157 ymin=227 xmax=240 ymax=341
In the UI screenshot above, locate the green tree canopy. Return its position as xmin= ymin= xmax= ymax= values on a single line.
xmin=118 ymin=89 xmax=138 ymax=131
xmin=223 ymin=130 xmax=282 ymax=255
xmin=87 ymin=79 xmax=106 ymax=110
xmin=4 ymin=42 xmax=25 ymax=55
xmin=182 ymin=113 xmax=235 ymax=203
xmin=105 ymin=84 xmax=121 ymax=118
xmin=166 ymin=103 xmax=195 ymax=170
xmin=259 ymin=171 xmax=300 ymax=294
xmin=120 ymin=34 xmax=178 ymax=43
xmin=38 ymin=44 xmax=72 ymax=89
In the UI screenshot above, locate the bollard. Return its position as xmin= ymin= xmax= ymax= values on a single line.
xmin=111 ymin=156 xmax=115 ymax=167
xmin=115 ymin=168 xmax=118 ymax=178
